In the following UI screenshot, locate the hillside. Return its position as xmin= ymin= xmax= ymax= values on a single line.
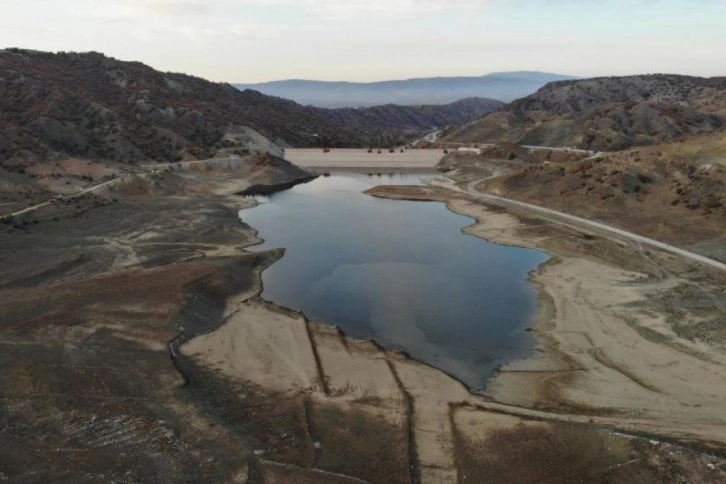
xmin=310 ymin=97 xmax=503 ymax=143
xmin=441 ymin=132 xmax=726 ymax=261
xmin=443 ymin=74 xmax=726 ymax=151
xmin=0 ymin=49 xmax=372 ymax=166
xmin=0 ymin=49 xmax=503 ymax=168
xmin=234 ymin=72 xmax=576 ymax=108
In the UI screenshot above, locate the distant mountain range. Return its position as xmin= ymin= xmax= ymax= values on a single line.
xmin=233 ymin=72 xmax=577 ymax=108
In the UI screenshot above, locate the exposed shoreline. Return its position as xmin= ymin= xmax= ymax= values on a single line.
xmin=173 ymin=174 xmax=726 ymax=480
xmin=237 ymin=172 xmax=548 ymax=394
xmin=365 ymin=183 xmax=726 ymax=449
xmin=191 ymin=170 xmax=726 ymax=448
xmin=4 ymin=156 xmax=724 ymax=481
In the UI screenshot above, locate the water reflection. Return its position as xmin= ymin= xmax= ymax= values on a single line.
xmin=240 ymin=172 xmax=549 ymax=391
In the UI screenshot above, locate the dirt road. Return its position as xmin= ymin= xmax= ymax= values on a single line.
xmin=442 ymin=179 xmax=726 ymax=272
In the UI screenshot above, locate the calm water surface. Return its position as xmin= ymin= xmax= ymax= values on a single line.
xmin=240 ymin=172 xmax=549 ymax=391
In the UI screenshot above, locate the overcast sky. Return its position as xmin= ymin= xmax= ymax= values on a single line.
xmin=2 ymin=0 xmax=725 ymax=82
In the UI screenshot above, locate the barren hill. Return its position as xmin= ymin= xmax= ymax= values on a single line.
xmin=0 ymin=49 xmax=360 ymax=165
xmin=441 ymin=132 xmax=726 ymax=262
xmin=0 ymin=49 xmax=501 ymax=167
xmin=443 ymin=74 xmax=726 ymax=151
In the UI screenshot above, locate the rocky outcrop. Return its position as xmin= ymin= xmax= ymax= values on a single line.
xmin=443 ymin=74 xmax=726 ymax=151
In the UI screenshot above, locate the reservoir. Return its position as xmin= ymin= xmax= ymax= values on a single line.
xmin=240 ymin=172 xmax=549 ymax=392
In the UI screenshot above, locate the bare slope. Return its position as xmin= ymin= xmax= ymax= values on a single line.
xmin=443 ymin=74 xmax=726 ymax=151
xmin=0 ymin=49 xmax=364 ymax=164
xmin=440 ymin=132 xmax=726 ymax=262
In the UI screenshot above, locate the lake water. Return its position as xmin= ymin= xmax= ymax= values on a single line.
xmin=240 ymin=172 xmax=549 ymax=392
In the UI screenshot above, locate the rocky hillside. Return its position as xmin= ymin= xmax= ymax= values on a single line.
xmin=0 ymin=49 xmax=501 ymax=167
xmin=0 ymin=49 xmax=359 ymax=165
xmin=443 ymin=75 xmax=726 ymax=151
xmin=310 ymin=97 xmax=502 ymax=142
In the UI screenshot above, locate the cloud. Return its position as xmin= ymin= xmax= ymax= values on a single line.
xmin=229 ymin=24 xmax=267 ymax=40
xmin=74 ymin=0 xmax=215 ymax=18
xmin=242 ymin=0 xmax=486 ymax=14
xmin=306 ymin=0 xmax=481 ymax=13
xmin=176 ymin=25 xmax=217 ymax=43
xmin=145 ymin=0 xmax=212 ymax=16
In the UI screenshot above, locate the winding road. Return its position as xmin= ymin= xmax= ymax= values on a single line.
xmin=440 ymin=179 xmax=726 ymax=273
xmin=5 ymin=156 xmax=239 ymax=220
xmin=4 ymin=175 xmax=130 ymax=219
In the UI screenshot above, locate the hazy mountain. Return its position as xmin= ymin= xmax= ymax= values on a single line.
xmin=0 ymin=49 xmax=502 ymax=167
xmin=233 ymin=72 xmax=577 ymax=108
xmin=442 ymin=74 xmax=726 ymax=151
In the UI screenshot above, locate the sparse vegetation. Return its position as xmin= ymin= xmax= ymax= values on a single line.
xmin=443 ymin=74 xmax=726 ymax=151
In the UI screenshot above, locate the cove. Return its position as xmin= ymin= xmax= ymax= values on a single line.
xmin=240 ymin=172 xmax=549 ymax=392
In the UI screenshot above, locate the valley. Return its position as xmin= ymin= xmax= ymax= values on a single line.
xmin=1 ymin=48 xmax=726 ymax=482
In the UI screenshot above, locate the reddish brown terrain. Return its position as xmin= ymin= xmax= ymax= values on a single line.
xmin=0 ymin=49 xmax=501 ymax=168
xmin=2 ymin=52 xmax=726 ymax=482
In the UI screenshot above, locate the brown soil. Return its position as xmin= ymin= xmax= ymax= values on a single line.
xmin=2 ymin=154 xmax=725 ymax=482
xmin=448 ymin=135 xmax=726 ymax=262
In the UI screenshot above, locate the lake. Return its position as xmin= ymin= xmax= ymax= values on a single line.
xmin=240 ymin=172 xmax=549 ymax=392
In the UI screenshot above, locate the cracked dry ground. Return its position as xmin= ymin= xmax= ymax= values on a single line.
xmin=1 ymin=169 xmax=725 ymax=483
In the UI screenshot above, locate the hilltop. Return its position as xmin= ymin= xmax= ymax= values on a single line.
xmin=234 ymin=72 xmax=576 ymax=108
xmin=442 ymin=74 xmax=726 ymax=151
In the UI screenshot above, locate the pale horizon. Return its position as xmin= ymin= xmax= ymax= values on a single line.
xmin=2 ymin=1 xmax=725 ymax=83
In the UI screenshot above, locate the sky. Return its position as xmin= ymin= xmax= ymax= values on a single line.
xmin=1 ymin=0 xmax=725 ymax=82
